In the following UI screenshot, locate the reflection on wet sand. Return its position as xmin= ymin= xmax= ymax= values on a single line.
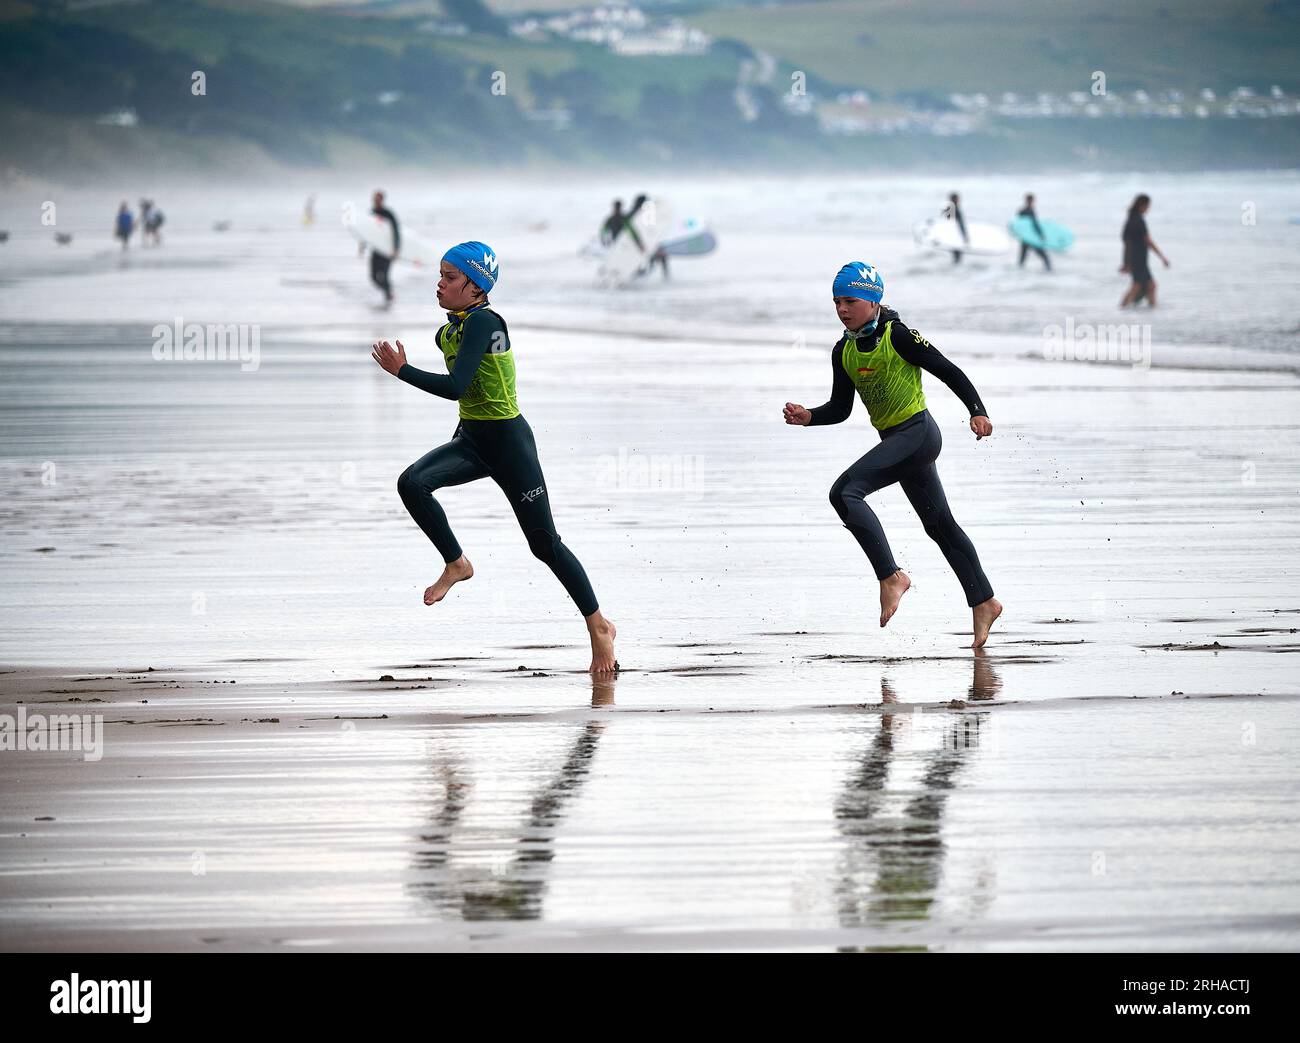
xmin=834 ymin=656 xmax=1001 ymax=939
xmin=408 ymin=676 xmax=615 ymax=920
xmin=968 ymin=648 xmax=1003 ymax=702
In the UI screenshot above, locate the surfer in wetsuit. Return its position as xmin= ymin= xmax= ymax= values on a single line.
xmin=600 ymin=194 xmax=647 ymax=252
xmin=782 ymin=262 xmax=1002 ymax=649
xmin=1119 ymin=194 xmax=1169 ymax=308
xmin=944 ymin=192 xmax=968 ymax=265
xmin=600 ymin=200 xmax=626 ymax=247
xmin=370 ymin=189 xmax=401 ymax=307
xmin=1017 ymin=194 xmax=1051 ymax=271
xmin=370 ymin=241 xmax=619 ymax=675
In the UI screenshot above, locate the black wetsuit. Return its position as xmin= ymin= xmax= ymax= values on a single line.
xmin=600 ymin=197 xmax=646 ymax=250
xmin=371 ymin=205 xmax=400 ymax=302
xmin=949 ymin=202 xmax=968 ymax=264
xmin=395 ymin=308 xmax=600 ymax=618
xmin=1018 ymin=206 xmax=1051 ymax=270
xmin=1123 ymin=212 xmax=1151 ymax=289
xmin=809 ymin=308 xmax=995 ymax=608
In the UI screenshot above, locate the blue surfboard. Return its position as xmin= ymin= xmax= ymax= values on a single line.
xmin=1009 ymin=215 xmax=1075 ymax=252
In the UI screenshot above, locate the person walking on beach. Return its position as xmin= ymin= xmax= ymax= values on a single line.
xmin=1017 ymin=193 xmax=1051 ymax=271
xmin=144 ymin=200 xmax=164 ymax=246
xmin=371 ymin=241 xmax=619 ymax=674
xmin=783 ymin=262 xmax=1002 ymax=649
xmin=114 ymin=202 xmax=133 ymax=250
xmin=944 ymin=192 xmax=968 ymax=265
xmin=369 ymin=189 xmax=400 ymax=307
xmin=1120 ymin=194 xmax=1169 ymax=308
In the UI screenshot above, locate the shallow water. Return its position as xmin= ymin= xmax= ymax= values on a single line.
xmin=3 ymin=170 xmax=1299 ymax=353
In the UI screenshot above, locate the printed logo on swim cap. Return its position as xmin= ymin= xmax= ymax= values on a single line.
xmin=466 ymin=250 xmax=497 ymax=282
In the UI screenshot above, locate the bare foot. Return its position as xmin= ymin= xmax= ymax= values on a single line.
xmin=879 ymin=570 xmax=912 ymax=628
xmin=586 ymin=611 xmax=618 ymax=674
xmin=971 ymin=597 xmax=1002 ymax=649
xmin=424 ymin=556 xmax=473 ymax=605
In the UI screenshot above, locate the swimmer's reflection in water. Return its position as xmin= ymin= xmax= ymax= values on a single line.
xmin=833 ymin=654 xmax=1001 ymax=931
xmin=409 ymin=674 xmax=616 ymax=921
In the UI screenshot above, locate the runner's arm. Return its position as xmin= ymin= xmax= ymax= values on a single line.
xmin=397 ymin=313 xmax=500 ymax=400
xmin=891 ymin=324 xmax=988 ymax=418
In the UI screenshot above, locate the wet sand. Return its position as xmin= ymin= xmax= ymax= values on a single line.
xmin=2 ymin=177 xmax=1299 ymax=951
xmin=2 ymin=664 xmax=1298 ymax=952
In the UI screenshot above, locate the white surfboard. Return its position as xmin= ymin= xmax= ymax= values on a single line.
xmin=597 ymin=232 xmax=648 ymax=287
xmin=594 ymin=198 xmax=670 ymax=286
xmin=344 ymin=209 xmax=441 ymax=269
xmin=913 ymin=216 xmax=1013 ymax=256
xmin=588 ymin=199 xmax=714 ymax=285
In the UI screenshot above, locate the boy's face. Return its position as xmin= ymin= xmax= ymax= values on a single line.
xmin=437 ymin=263 xmax=481 ymax=311
xmin=834 ymin=297 xmax=879 ymax=330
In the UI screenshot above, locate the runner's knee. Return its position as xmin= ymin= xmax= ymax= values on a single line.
xmin=829 ymin=474 xmax=851 ymax=517
xmin=920 ymin=507 xmax=954 ymax=542
xmin=526 ymin=527 xmax=560 ymax=565
xmin=398 ymin=464 xmax=436 ymax=501
xmin=830 ymin=473 xmax=868 ymax=518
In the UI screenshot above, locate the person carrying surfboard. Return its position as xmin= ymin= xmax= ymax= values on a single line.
xmin=369 ymin=190 xmax=401 ymax=307
xmin=600 ymin=195 xmax=646 ymax=252
xmin=370 ymin=241 xmax=619 ymax=674
xmin=1016 ymin=194 xmax=1051 ymax=271
xmin=782 ymin=262 xmax=1002 ymax=649
xmin=944 ymin=192 xmax=968 ymax=265
xmin=1120 ymin=194 xmax=1169 ymax=308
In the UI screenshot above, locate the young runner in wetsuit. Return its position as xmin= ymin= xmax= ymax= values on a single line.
xmin=783 ymin=262 xmax=1003 ymax=649
xmin=371 ymin=241 xmax=618 ymax=674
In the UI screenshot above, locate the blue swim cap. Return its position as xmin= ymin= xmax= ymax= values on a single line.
xmin=833 ymin=262 xmax=885 ymax=302
xmin=442 ymin=241 xmax=499 ymax=293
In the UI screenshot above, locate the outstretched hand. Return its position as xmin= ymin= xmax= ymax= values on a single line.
xmin=783 ymin=402 xmax=812 ymax=426
xmin=371 ymin=339 xmax=407 ymax=376
xmin=970 ymin=415 xmax=993 ymax=440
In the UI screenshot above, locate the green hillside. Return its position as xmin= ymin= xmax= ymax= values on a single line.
xmin=1 ymin=0 xmax=1298 ymax=183
xmin=686 ymin=0 xmax=1300 ymax=95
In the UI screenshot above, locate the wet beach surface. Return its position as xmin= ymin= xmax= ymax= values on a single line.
xmin=1 ymin=176 xmax=1298 ymax=950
